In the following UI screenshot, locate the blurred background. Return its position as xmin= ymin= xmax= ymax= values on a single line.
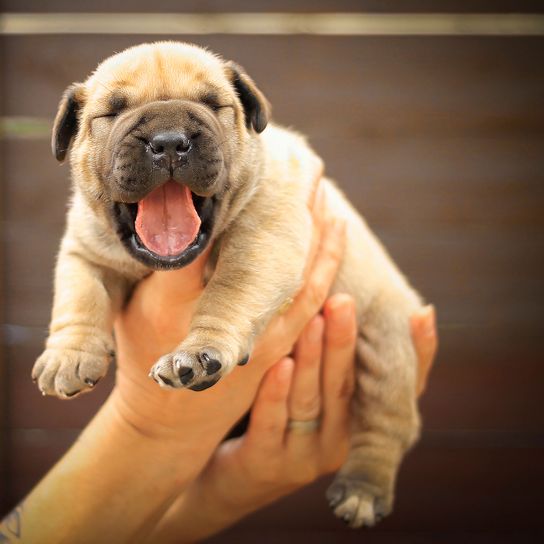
xmin=1 ymin=1 xmax=543 ymax=542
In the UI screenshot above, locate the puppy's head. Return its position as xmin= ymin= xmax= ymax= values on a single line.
xmin=53 ymin=42 xmax=269 ymax=269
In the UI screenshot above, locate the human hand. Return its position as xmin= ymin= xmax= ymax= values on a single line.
xmin=149 ymin=304 xmax=437 ymax=543
xmin=149 ymin=299 xmax=437 ymax=542
xmin=411 ymin=304 xmax=438 ymax=396
xmin=148 ymin=292 xmax=357 ymax=543
xmin=110 ymin=161 xmax=339 ymax=452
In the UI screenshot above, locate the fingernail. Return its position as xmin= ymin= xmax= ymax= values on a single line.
xmin=327 ymin=295 xmax=354 ymax=325
xmin=423 ymin=305 xmax=436 ymax=337
xmin=316 ymin=182 xmax=325 ymax=208
xmin=277 ymin=357 xmax=294 ymax=384
xmin=332 ymin=218 xmax=346 ymax=234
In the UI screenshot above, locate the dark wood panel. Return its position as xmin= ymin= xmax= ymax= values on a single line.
xmin=206 ymin=531 xmax=543 ymax=544
xmin=3 ymin=131 xmax=543 ymax=327
xmin=7 ymin=341 xmax=114 ymax=430
xmin=2 ymin=29 xmax=544 ymax=539
xmin=5 ymin=221 xmax=544 ymax=328
xmin=7 ymin=428 xmax=77 ymax=506
xmin=6 ymin=332 xmax=544 ymax=432
xmin=3 ymin=36 xmax=544 ymax=135
xmin=3 ymin=1 xmax=544 ymax=14
xmin=215 ymin=446 xmax=544 ymax=533
xmin=0 ymin=151 xmax=9 ymax=512
xmin=9 ymin=435 xmax=543 ymax=535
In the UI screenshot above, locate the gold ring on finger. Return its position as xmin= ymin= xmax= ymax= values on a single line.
xmin=287 ymin=418 xmax=321 ymax=434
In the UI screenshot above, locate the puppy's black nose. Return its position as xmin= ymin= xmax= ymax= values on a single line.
xmin=149 ymin=131 xmax=191 ymax=157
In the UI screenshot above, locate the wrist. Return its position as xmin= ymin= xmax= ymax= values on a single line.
xmin=150 ymin=471 xmax=253 ymax=543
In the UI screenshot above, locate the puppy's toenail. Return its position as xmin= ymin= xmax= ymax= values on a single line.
xmin=158 ymin=374 xmax=174 ymax=387
xmin=85 ymin=378 xmax=99 ymax=387
xmin=64 ymin=390 xmax=80 ymax=398
xmin=238 ymin=354 xmax=250 ymax=366
xmin=327 ymin=484 xmax=345 ymax=507
xmin=198 ymin=352 xmax=222 ymax=375
xmin=178 ymin=366 xmax=194 ymax=385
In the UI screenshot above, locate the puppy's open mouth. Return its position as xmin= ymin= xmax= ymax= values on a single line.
xmin=113 ymin=180 xmax=216 ymax=270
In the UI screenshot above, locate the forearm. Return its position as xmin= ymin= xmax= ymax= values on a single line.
xmin=147 ymin=462 xmax=272 ymax=544
xmin=3 ymin=390 xmax=219 ymax=544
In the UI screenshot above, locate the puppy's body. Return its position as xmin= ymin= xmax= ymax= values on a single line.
xmin=33 ymin=42 xmax=422 ymax=528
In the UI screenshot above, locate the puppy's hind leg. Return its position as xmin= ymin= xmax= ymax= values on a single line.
xmin=327 ymin=306 xmax=421 ymax=528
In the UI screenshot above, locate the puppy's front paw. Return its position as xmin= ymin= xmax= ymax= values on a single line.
xmin=327 ymin=476 xmax=393 ymax=529
xmin=149 ymin=346 xmax=226 ymax=391
xmin=32 ymin=347 xmax=114 ymax=399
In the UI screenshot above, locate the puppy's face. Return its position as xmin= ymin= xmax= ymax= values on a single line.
xmin=53 ymin=42 xmax=269 ymax=269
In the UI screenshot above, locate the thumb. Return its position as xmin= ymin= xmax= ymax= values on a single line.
xmin=137 ymin=247 xmax=211 ymax=306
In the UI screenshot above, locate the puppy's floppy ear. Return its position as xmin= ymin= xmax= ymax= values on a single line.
xmin=225 ymin=62 xmax=270 ymax=133
xmin=52 ymin=83 xmax=85 ymax=162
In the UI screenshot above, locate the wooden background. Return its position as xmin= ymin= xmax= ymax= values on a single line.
xmin=1 ymin=1 xmax=543 ymax=542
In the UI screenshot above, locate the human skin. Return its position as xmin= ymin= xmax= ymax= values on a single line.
xmin=146 ymin=302 xmax=436 ymax=543
xmin=0 ymin=188 xmax=437 ymax=543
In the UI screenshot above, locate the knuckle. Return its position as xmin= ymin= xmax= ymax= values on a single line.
xmin=292 ymin=395 xmax=321 ymax=418
xmin=323 ymin=235 xmax=343 ymax=262
xmin=278 ymin=341 xmax=295 ymax=360
xmin=336 ymin=375 xmax=356 ymax=400
xmin=330 ymin=368 xmax=356 ymax=401
xmin=255 ymin=420 xmax=284 ymax=437
xmin=327 ymin=328 xmax=357 ymax=349
xmin=307 ymin=282 xmax=328 ymax=310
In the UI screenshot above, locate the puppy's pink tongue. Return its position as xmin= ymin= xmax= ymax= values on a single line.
xmin=135 ymin=181 xmax=201 ymax=256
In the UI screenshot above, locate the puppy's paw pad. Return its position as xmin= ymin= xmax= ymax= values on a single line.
xmin=327 ymin=477 xmax=392 ymax=529
xmin=237 ymin=353 xmax=250 ymax=366
xmin=198 ymin=349 xmax=222 ymax=375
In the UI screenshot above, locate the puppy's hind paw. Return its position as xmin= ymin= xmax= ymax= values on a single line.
xmin=326 ymin=476 xmax=392 ymax=529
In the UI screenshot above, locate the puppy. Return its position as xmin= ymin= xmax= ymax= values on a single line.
xmin=32 ymin=42 xmax=423 ymax=528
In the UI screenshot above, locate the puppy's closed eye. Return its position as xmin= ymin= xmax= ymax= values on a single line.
xmin=201 ymin=92 xmax=232 ymax=112
xmin=93 ymin=112 xmax=119 ymax=120
xmin=93 ymin=93 xmax=128 ymax=120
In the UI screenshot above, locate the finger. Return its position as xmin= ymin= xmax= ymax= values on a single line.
xmin=302 ymin=181 xmax=326 ymax=279
xmin=142 ymin=246 xmax=211 ymax=304
xmin=306 ymin=157 xmax=325 ymax=211
xmin=245 ymin=358 xmax=294 ymax=453
xmin=285 ymin=315 xmax=324 ymax=457
xmin=411 ymin=305 xmax=438 ymax=397
xmin=118 ymin=247 xmax=210 ymax=334
xmin=276 ymin=184 xmax=326 ymax=317
xmin=289 ymin=314 xmax=324 ymax=421
xmin=319 ymin=294 xmax=357 ymax=468
xmin=282 ymin=217 xmax=346 ymax=339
